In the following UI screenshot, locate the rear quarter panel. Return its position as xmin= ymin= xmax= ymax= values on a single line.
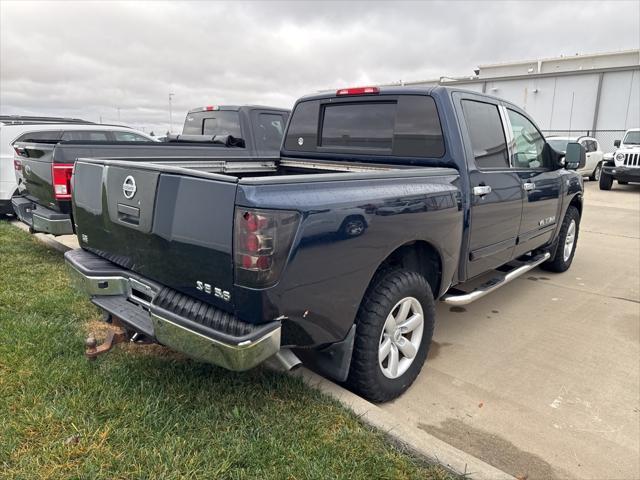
xmin=235 ymin=172 xmax=462 ymax=346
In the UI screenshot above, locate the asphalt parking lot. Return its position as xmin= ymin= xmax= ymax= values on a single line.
xmin=381 ymin=181 xmax=640 ymax=479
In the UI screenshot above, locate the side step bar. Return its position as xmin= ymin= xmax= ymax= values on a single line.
xmin=442 ymin=252 xmax=551 ymax=306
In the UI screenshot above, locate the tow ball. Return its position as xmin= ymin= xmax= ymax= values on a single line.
xmin=84 ymin=318 xmax=130 ymax=360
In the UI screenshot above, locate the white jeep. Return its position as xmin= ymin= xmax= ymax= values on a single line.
xmin=600 ymin=128 xmax=640 ymax=190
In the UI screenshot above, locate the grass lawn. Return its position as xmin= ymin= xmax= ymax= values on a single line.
xmin=0 ymin=221 xmax=457 ymax=480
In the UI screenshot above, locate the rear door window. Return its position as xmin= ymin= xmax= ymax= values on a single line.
xmin=61 ymin=131 xmax=111 ymax=141
xmin=285 ymin=95 xmax=445 ymax=158
xmin=461 ymin=100 xmax=509 ymax=169
xmin=579 ymin=139 xmax=591 ymax=152
xmin=112 ymin=131 xmax=153 ymax=142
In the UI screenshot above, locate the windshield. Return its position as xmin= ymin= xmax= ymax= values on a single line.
xmin=547 ymin=138 xmax=569 ymax=152
xmin=182 ymin=110 xmax=242 ymax=138
xmin=622 ymin=131 xmax=640 ymax=145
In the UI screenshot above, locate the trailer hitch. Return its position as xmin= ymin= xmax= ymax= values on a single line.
xmin=84 ymin=320 xmax=129 ymax=360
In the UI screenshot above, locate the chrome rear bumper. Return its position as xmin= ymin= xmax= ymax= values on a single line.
xmin=65 ymin=249 xmax=281 ymax=371
xmin=11 ymin=196 xmax=73 ymax=235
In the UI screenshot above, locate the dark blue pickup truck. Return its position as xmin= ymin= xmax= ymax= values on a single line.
xmin=65 ymin=86 xmax=585 ymax=401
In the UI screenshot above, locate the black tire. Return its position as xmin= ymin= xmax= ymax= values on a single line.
xmin=347 ymin=269 xmax=435 ymax=402
xmin=599 ymin=171 xmax=613 ymax=190
xmin=541 ymin=206 xmax=580 ymax=273
xmin=590 ymin=162 xmax=602 ymax=181
xmin=618 ymin=180 xmax=628 ymax=185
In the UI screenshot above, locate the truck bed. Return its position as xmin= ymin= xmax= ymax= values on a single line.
xmin=84 ymin=155 xmax=455 ymax=182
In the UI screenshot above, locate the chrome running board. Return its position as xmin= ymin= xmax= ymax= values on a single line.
xmin=442 ymin=252 xmax=551 ymax=306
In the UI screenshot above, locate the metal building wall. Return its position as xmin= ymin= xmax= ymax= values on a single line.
xmin=415 ymin=67 xmax=639 ymax=148
xmin=596 ymin=69 xmax=639 ymax=130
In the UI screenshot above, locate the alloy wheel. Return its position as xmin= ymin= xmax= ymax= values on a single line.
xmin=378 ymin=296 xmax=424 ymax=379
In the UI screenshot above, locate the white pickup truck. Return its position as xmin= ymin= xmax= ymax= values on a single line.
xmin=600 ymin=128 xmax=640 ymax=190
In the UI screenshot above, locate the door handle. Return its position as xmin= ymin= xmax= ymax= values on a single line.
xmin=523 ymin=182 xmax=536 ymax=191
xmin=472 ymin=185 xmax=492 ymax=196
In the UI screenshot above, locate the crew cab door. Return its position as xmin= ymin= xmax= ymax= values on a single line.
xmin=504 ymin=108 xmax=562 ymax=257
xmin=457 ymin=94 xmax=524 ymax=279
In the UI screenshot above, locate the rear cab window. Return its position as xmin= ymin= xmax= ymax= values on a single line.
xmin=183 ymin=110 xmax=242 ymax=138
xmin=284 ymin=95 xmax=445 ymax=158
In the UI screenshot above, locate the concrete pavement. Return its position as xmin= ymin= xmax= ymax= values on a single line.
xmin=381 ymin=181 xmax=640 ymax=479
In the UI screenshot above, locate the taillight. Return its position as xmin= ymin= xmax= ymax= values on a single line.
xmin=336 ymin=86 xmax=380 ymax=96
xmin=52 ymin=163 xmax=74 ymax=200
xmin=14 ymin=159 xmax=21 ymax=171
xmin=14 ymin=146 xmax=27 ymax=157
xmin=234 ymin=207 xmax=300 ymax=288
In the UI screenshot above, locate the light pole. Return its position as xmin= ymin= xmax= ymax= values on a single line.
xmin=168 ymin=92 xmax=175 ymax=133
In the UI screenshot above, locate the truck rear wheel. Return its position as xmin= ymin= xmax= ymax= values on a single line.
xmin=599 ymin=171 xmax=613 ymax=190
xmin=347 ymin=269 xmax=435 ymax=402
xmin=541 ymin=206 xmax=580 ymax=273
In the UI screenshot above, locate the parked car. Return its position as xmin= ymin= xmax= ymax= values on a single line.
xmin=547 ymin=136 xmax=603 ymax=180
xmin=599 ymin=128 xmax=640 ymax=190
xmin=12 ymin=105 xmax=289 ymax=236
xmin=0 ymin=117 xmax=95 ymax=216
xmin=66 ymin=86 xmax=585 ymax=402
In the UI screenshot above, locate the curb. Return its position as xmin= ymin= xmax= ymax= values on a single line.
xmin=10 ymin=220 xmax=73 ymax=253
xmin=292 ymin=368 xmax=516 ymax=480
xmin=9 ymin=221 xmax=515 ymax=480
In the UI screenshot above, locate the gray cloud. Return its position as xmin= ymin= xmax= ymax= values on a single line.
xmin=1 ymin=0 xmax=638 ymax=134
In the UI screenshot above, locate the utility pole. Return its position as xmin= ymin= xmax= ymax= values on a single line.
xmin=168 ymin=92 xmax=175 ymax=133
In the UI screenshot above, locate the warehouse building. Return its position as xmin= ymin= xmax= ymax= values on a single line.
xmin=387 ymin=49 xmax=640 ymax=150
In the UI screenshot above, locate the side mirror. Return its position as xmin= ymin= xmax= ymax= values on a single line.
xmin=564 ymin=142 xmax=586 ymax=170
xmin=614 ymin=139 xmax=621 ymax=148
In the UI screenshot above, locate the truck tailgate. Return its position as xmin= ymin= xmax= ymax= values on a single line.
xmin=17 ymin=143 xmax=58 ymax=208
xmin=72 ymin=159 xmax=237 ymax=310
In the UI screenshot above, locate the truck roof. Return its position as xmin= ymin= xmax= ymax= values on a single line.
xmin=187 ymin=105 xmax=290 ymax=114
xmin=298 ymin=85 xmax=514 ymax=107
xmin=0 ymin=115 xmax=93 ymax=125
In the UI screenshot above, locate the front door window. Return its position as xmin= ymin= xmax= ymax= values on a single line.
xmin=507 ymin=110 xmax=547 ymax=169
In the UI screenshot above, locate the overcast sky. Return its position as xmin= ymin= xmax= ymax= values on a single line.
xmin=1 ymin=0 xmax=638 ymax=134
